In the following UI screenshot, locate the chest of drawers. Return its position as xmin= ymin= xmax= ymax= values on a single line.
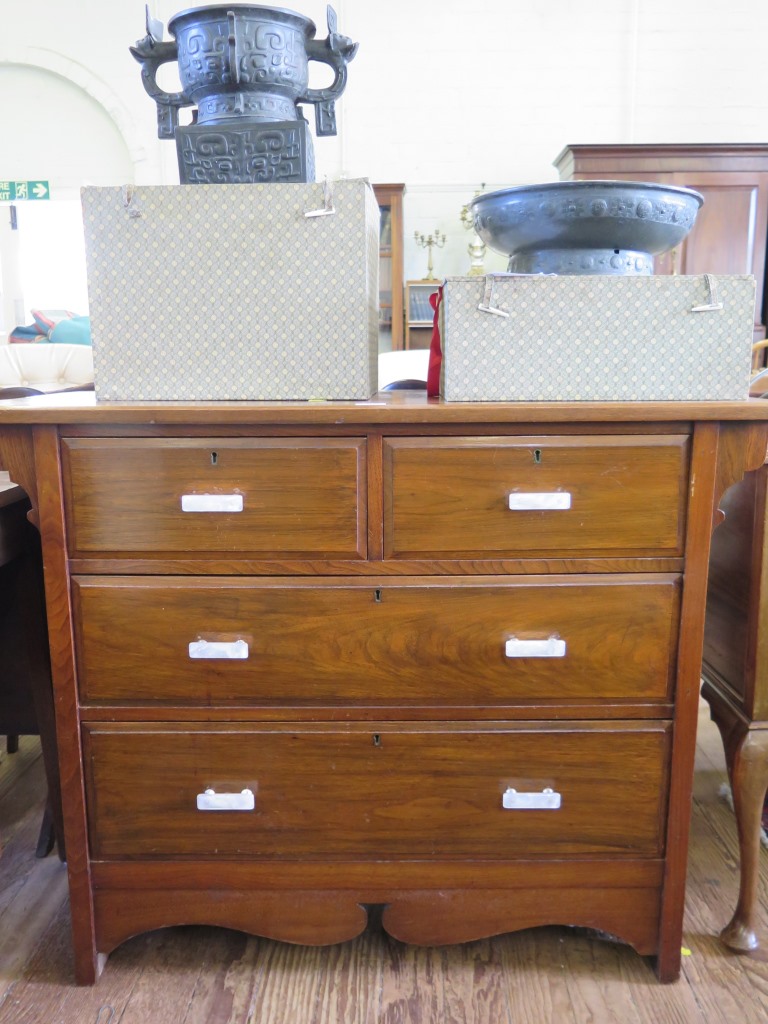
xmin=1 ymin=395 xmax=766 ymax=985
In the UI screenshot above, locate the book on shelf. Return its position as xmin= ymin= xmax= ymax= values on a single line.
xmin=409 ymin=287 xmax=437 ymax=322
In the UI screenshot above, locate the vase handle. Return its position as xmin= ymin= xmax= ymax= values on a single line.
xmin=130 ymin=29 xmax=193 ymax=139
xmin=301 ymin=5 xmax=358 ymax=137
xmin=227 ymin=10 xmax=242 ymax=87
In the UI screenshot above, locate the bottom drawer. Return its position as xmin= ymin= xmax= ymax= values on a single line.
xmin=84 ymin=722 xmax=671 ymax=860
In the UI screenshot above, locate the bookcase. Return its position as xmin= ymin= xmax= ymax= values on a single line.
xmin=405 ymin=280 xmax=438 ymax=350
xmin=373 ymin=184 xmax=405 ymax=350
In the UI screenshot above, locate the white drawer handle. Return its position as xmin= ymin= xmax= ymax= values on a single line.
xmin=508 ymin=492 xmax=571 ymax=510
xmin=181 ymin=493 xmax=244 ymax=512
xmin=188 ymin=639 xmax=249 ymax=660
xmin=196 ymin=788 xmax=255 ymax=811
xmin=503 ymin=787 xmax=561 ymax=810
xmin=505 ymin=637 xmax=566 ymax=658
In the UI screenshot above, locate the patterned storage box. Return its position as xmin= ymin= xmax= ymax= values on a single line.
xmin=438 ymin=273 xmax=756 ymax=402
xmin=81 ymin=179 xmax=379 ymax=401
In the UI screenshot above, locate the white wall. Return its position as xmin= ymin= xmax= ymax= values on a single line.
xmin=2 ymin=0 xmax=768 ymax=301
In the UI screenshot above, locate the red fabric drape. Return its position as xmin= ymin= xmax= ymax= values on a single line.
xmin=427 ymin=286 xmax=444 ymax=398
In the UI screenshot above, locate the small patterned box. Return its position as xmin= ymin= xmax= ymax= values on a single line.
xmin=439 ymin=274 xmax=755 ymax=402
xmin=81 ymin=179 xmax=379 ymax=401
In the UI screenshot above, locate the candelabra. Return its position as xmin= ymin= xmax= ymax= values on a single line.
xmin=460 ymin=183 xmax=487 ymax=276
xmin=414 ymin=229 xmax=446 ymax=281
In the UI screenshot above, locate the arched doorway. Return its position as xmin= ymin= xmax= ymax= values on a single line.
xmin=0 ymin=62 xmax=138 ymax=335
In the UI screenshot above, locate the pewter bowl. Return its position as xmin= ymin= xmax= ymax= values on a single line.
xmin=470 ymin=180 xmax=704 ymax=275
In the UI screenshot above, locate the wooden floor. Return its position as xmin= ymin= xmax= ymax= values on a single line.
xmin=0 ymin=702 xmax=767 ymax=1024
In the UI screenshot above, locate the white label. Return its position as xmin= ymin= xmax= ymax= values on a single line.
xmin=508 ymin=492 xmax=571 ymax=511
xmin=181 ymin=494 xmax=243 ymax=512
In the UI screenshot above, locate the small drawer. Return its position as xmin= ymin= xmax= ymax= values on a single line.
xmin=83 ymin=721 xmax=671 ymax=860
xmin=72 ymin=574 xmax=680 ymax=706
xmin=61 ymin=437 xmax=366 ymax=558
xmin=384 ymin=435 xmax=689 ymax=558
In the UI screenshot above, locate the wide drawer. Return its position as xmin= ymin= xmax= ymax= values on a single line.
xmin=83 ymin=721 xmax=671 ymax=859
xmin=61 ymin=437 xmax=366 ymax=558
xmin=72 ymin=575 xmax=680 ymax=705
xmin=384 ymin=435 xmax=689 ymax=557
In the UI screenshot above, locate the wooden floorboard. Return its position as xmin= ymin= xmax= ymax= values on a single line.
xmin=0 ymin=704 xmax=767 ymax=1024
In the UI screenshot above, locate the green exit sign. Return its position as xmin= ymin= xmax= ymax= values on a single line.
xmin=0 ymin=180 xmax=50 ymax=201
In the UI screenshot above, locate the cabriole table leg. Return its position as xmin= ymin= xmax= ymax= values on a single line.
xmin=702 ymin=682 xmax=768 ymax=955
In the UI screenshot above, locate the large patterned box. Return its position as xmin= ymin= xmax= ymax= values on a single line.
xmin=438 ymin=273 xmax=755 ymax=401
xmin=81 ymin=179 xmax=379 ymax=401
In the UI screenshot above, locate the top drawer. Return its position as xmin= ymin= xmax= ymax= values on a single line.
xmin=61 ymin=437 xmax=366 ymax=558
xmin=384 ymin=435 xmax=689 ymax=558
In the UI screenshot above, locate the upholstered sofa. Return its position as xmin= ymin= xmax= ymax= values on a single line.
xmin=0 ymin=343 xmax=94 ymax=397
xmin=378 ymin=348 xmax=429 ymax=389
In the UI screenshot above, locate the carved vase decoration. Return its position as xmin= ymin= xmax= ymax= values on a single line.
xmin=130 ymin=3 xmax=358 ymax=184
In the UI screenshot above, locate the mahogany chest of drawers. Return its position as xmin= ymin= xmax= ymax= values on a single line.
xmin=1 ymin=394 xmax=766 ymax=984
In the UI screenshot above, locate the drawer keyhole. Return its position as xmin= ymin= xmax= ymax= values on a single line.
xmin=372 ymin=733 xmax=382 ymax=747
xmin=533 ymin=448 xmax=542 ymax=464
xmin=374 ymin=588 xmax=382 ymax=603
xmin=211 ymin=451 xmax=218 ymax=466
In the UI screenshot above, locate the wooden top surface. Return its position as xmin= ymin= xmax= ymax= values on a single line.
xmin=1 ymin=390 xmax=768 ymax=426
